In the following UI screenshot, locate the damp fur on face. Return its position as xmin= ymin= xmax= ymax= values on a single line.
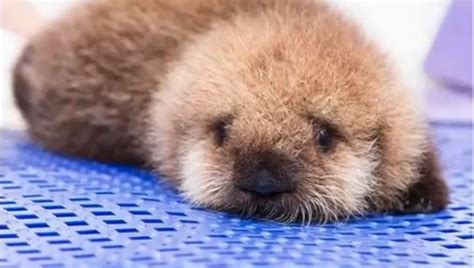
xmin=14 ymin=0 xmax=449 ymax=223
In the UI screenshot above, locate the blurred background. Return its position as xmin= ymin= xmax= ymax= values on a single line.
xmin=0 ymin=0 xmax=472 ymax=130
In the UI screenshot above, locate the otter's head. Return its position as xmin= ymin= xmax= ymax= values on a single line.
xmin=146 ymin=9 xmax=449 ymax=223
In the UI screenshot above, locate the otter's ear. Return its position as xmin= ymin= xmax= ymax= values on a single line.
xmin=402 ymin=144 xmax=450 ymax=213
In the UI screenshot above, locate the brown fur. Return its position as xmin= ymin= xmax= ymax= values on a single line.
xmin=13 ymin=0 xmax=449 ymax=223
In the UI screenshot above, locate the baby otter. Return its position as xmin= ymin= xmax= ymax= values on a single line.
xmin=13 ymin=0 xmax=449 ymax=223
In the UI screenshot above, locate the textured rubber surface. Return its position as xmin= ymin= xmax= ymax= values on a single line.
xmin=0 ymin=123 xmax=472 ymax=267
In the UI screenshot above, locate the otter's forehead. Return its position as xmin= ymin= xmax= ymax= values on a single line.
xmin=167 ymin=6 xmax=393 ymax=141
xmin=179 ymin=62 xmax=384 ymax=144
xmin=203 ymin=69 xmax=385 ymax=142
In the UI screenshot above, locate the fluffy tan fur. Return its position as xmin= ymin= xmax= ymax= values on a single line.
xmin=13 ymin=0 xmax=448 ymax=223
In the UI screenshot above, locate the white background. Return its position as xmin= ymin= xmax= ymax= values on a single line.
xmin=0 ymin=0 xmax=452 ymax=129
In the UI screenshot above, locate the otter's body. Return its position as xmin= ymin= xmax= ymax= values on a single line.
xmin=14 ymin=0 xmax=448 ymax=223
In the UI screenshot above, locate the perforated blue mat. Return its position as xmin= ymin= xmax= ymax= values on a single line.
xmin=0 ymin=123 xmax=472 ymax=268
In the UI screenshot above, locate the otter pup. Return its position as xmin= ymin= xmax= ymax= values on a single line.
xmin=13 ymin=0 xmax=449 ymax=223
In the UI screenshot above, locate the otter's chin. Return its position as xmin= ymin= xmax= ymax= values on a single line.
xmin=211 ymin=190 xmax=352 ymax=224
xmin=182 ymin=178 xmax=357 ymax=224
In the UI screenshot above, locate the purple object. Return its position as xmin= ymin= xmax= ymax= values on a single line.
xmin=426 ymin=86 xmax=472 ymax=122
xmin=425 ymin=0 xmax=472 ymax=91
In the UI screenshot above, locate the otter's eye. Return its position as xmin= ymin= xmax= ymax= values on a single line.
xmin=213 ymin=120 xmax=231 ymax=146
xmin=316 ymin=127 xmax=333 ymax=152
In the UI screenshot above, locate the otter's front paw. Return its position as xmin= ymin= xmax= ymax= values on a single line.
xmin=401 ymin=145 xmax=450 ymax=214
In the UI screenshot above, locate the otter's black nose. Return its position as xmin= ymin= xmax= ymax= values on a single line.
xmin=238 ymin=168 xmax=293 ymax=197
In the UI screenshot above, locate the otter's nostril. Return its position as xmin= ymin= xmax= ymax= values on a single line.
xmin=238 ymin=169 xmax=293 ymax=197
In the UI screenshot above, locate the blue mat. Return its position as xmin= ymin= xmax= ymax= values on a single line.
xmin=0 ymin=123 xmax=472 ymax=267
